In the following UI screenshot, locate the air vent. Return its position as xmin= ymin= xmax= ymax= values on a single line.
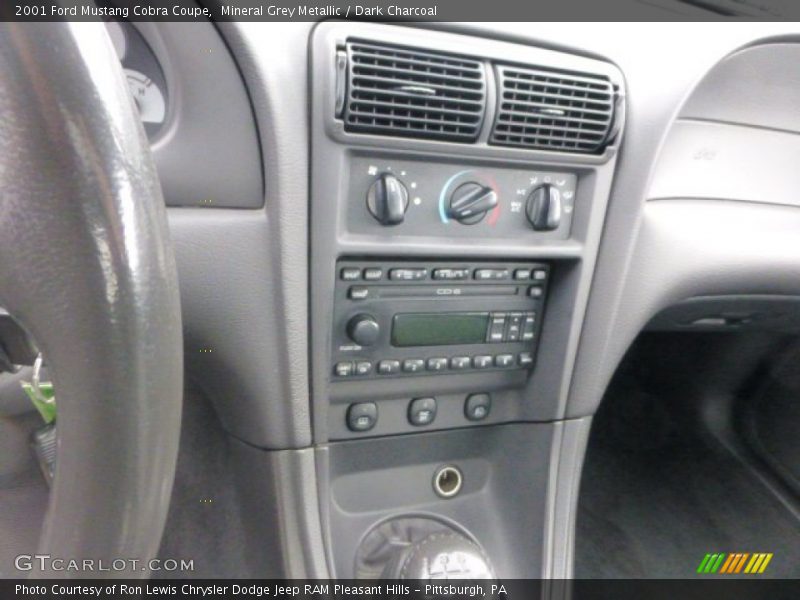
xmin=490 ymin=64 xmax=616 ymax=153
xmin=342 ymin=41 xmax=487 ymax=142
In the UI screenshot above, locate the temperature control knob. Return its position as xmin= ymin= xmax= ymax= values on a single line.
xmin=367 ymin=174 xmax=409 ymax=226
xmin=347 ymin=314 xmax=380 ymax=347
xmin=526 ymin=184 xmax=562 ymax=231
xmin=447 ymin=182 xmax=498 ymax=225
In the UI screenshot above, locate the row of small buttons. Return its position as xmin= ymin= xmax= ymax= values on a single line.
xmin=335 ymin=352 xmax=533 ymax=378
xmin=346 ymin=393 xmax=492 ymax=432
xmin=341 ymin=266 xmax=547 ymax=282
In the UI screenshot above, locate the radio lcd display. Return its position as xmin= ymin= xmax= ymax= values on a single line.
xmin=391 ymin=312 xmax=489 ymax=347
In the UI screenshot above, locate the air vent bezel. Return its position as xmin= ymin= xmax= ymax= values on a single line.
xmin=342 ymin=40 xmax=488 ymax=143
xmin=489 ymin=63 xmax=618 ymax=154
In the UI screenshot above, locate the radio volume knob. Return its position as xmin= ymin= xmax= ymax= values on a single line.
xmin=347 ymin=314 xmax=380 ymax=346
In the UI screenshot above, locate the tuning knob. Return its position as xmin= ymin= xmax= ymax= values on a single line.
xmin=526 ymin=184 xmax=562 ymax=231
xmin=366 ymin=174 xmax=409 ymax=226
xmin=347 ymin=314 xmax=380 ymax=347
xmin=447 ymin=182 xmax=498 ymax=225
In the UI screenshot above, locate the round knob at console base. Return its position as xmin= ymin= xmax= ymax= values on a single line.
xmin=346 ymin=314 xmax=380 ymax=346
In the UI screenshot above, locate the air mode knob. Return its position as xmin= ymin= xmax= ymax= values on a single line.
xmin=526 ymin=184 xmax=562 ymax=231
xmin=347 ymin=314 xmax=380 ymax=347
xmin=367 ymin=174 xmax=409 ymax=226
xmin=447 ymin=182 xmax=498 ymax=224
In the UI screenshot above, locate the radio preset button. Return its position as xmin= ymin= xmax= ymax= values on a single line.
xmin=355 ymin=361 xmax=373 ymax=376
xmin=378 ymin=359 xmax=401 ymax=375
xmin=403 ymin=358 xmax=425 ymax=373
xmin=465 ymin=393 xmax=491 ymax=421
xmin=426 ymin=357 xmax=449 ymax=372
xmin=408 ymin=397 xmax=437 ymax=426
xmin=495 ymin=354 xmax=515 ymax=368
xmin=341 ymin=267 xmax=361 ymax=281
xmin=433 ymin=268 xmax=470 ymax=281
xmin=533 ymin=269 xmax=548 ymax=281
xmin=474 ymin=355 xmax=493 ymax=369
xmin=363 ymin=268 xmax=383 ymax=281
xmin=519 ymin=352 xmax=534 ymax=367
xmin=335 ymin=362 xmax=354 ymax=377
xmin=347 ymin=402 xmax=377 ymax=432
xmin=451 ymin=356 xmax=471 ymax=370
xmin=389 ymin=268 xmax=427 ymax=281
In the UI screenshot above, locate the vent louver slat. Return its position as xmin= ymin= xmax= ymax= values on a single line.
xmin=343 ymin=42 xmax=487 ymax=142
xmin=490 ymin=64 xmax=616 ymax=153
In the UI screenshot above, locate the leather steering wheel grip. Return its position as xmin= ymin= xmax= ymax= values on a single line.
xmin=0 ymin=23 xmax=182 ymax=577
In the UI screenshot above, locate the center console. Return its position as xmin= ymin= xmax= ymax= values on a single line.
xmin=309 ymin=22 xmax=625 ymax=578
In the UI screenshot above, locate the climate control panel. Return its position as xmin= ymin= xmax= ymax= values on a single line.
xmin=347 ymin=157 xmax=578 ymax=240
xmin=331 ymin=259 xmax=549 ymax=381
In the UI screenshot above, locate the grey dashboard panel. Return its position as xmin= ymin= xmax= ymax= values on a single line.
xmin=647 ymin=121 xmax=800 ymax=208
xmin=134 ymin=20 xmax=263 ymax=208
xmin=309 ymin=21 xmax=625 ymax=444
xmin=167 ymin=22 xmax=314 ymax=448
xmin=321 ymin=423 xmax=555 ymax=578
xmin=679 ymin=42 xmax=800 ymax=134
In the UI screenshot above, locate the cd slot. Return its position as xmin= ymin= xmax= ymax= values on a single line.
xmin=373 ymin=285 xmax=520 ymax=299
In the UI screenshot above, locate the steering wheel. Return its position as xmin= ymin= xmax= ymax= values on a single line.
xmin=0 ymin=22 xmax=183 ymax=577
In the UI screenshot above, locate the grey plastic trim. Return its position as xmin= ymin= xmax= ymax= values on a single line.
xmin=133 ymin=20 xmax=263 ymax=208
xmin=231 ymin=442 xmax=330 ymax=578
xmin=647 ymin=119 xmax=800 ymax=208
xmin=310 ymin=23 xmax=625 ymax=443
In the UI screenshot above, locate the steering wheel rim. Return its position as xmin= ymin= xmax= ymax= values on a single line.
xmin=0 ymin=22 xmax=182 ymax=578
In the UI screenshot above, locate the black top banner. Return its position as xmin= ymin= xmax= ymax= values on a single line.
xmin=4 ymin=0 xmax=800 ymax=22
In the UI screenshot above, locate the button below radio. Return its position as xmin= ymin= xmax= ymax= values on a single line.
xmin=473 ymin=355 xmax=493 ymax=369
xmin=363 ymin=268 xmax=383 ymax=281
xmin=403 ymin=358 xmax=425 ymax=373
xmin=347 ymin=402 xmax=377 ymax=432
xmin=334 ymin=362 xmax=354 ymax=377
xmin=389 ymin=268 xmax=427 ymax=281
xmin=341 ymin=267 xmax=361 ymax=281
xmin=518 ymin=352 xmax=534 ymax=367
xmin=474 ymin=268 xmax=510 ymax=281
xmin=408 ymin=397 xmax=437 ymax=426
xmin=355 ymin=361 xmax=373 ymax=376
xmin=433 ymin=268 xmax=470 ymax=281
xmin=426 ymin=357 xmax=448 ymax=372
xmin=378 ymin=359 xmax=401 ymax=375
xmin=451 ymin=356 xmax=471 ymax=370
xmin=495 ymin=354 xmax=515 ymax=368
xmin=465 ymin=393 xmax=491 ymax=421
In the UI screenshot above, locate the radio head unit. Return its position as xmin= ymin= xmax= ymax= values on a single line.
xmin=331 ymin=260 xmax=549 ymax=380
